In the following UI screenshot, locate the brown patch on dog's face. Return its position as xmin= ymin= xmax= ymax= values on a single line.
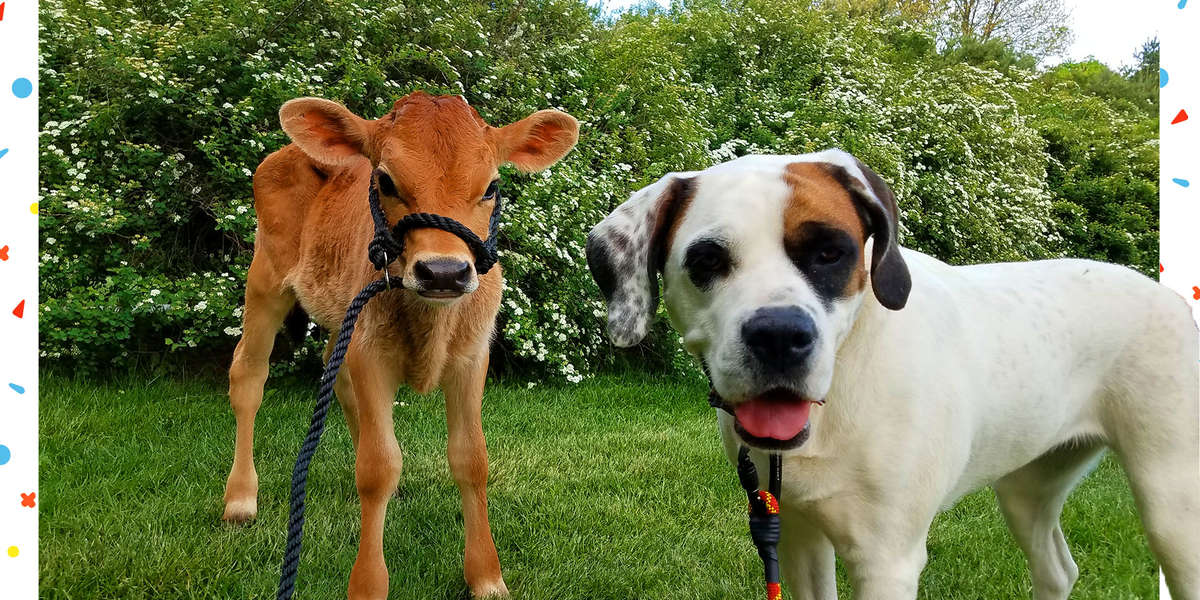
xmin=781 ymin=162 xmax=868 ymax=303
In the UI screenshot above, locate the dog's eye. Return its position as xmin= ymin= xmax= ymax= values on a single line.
xmin=815 ymin=246 xmax=844 ymax=265
xmin=685 ymin=240 xmax=732 ymax=289
xmin=482 ymin=180 xmax=499 ymax=202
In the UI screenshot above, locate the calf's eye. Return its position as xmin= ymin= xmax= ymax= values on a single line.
xmin=483 ymin=180 xmax=499 ymax=201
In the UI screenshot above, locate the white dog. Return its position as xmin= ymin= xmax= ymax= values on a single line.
xmin=586 ymin=150 xmax=1199 ymax=600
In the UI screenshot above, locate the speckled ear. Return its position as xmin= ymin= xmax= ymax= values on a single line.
xmin=586 ymin=175 xmax=695 ymax=347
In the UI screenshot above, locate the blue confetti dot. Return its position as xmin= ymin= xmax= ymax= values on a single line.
xmin=1181 ymin=0 xmax=1189 ymax=9
xmin=11 ymin=78 xmax=32 ymax=99
xmin=1173 ymin=178 xmax=1191 ymax=188
xmin=0 ymin=445 xmax=10 ymax=466
xmin=1161 ymin=68 xmax=1169 ymax=88
xmin=0 ymin=149 xmax=8 ymax=160
xmin=8 ymin=383 xmax=24 ymax=394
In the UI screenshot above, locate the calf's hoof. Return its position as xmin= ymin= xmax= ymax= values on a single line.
xmin=471 ymin=579 xmax=510 ymax=598
xmin=221 ymin=497 xmax=258 ymax=523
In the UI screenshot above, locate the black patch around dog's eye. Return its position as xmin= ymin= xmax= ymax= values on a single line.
xmin=684 ymin=238 xmax=733 ymax=290
xmin=785 ymin=223 xmax=859 ymax=305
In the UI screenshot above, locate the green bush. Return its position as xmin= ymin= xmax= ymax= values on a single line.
xmin=39 ymin=0 xmax=1158 ymax=379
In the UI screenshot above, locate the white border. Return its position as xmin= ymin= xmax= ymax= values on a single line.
xmin=2 ymin=1 xmax=1195 ymax=598
xmin=1159 ymin=0 xmax=1198 ymax=594
xmin=0 ymin=0 xmax=39 ymax=596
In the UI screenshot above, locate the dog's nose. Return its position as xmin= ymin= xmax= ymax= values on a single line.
xmin=413 ymin=258 xmax=473 ymax=293
xmin=741 ymin=306 xmax=817 ymax=372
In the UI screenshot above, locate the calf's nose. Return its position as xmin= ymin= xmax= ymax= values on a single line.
xmin=741 ymin=306 xmax=817 ymax=372
xmin=413 ymin=258 xmax=473 ymax=293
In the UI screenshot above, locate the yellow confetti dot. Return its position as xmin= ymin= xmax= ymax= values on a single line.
xmin=6 ymin=546 xmax=17 ymax=558
xmin=30 ymin=203 xmax=38 ymax=214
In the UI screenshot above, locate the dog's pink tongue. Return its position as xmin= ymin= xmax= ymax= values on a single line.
xmin=734 ymin=396 xmax=812 ymax=440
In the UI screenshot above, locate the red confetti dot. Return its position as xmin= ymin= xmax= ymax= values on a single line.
xmin=20 ymin=492 xmax=35 ymax=508
xmin=11 ymin=300 xmax=23 ymax=318
xmin=1172 ymin=109 xmax=1189 ymax=125
xmin=1193 ymin=287 xmax=1200 ymax=301
xmin=0 ymin=245 xmax=8 ymax=261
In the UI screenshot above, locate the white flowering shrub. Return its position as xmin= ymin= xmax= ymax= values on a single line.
xmin=39 ymin=0 xmax=1156 ymax=377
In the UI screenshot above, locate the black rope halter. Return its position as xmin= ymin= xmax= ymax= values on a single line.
xmin=276 ymin=169 xmax=502 ymax=600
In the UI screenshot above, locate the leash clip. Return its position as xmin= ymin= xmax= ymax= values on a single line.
xmin=380 ymin=251 xmax=392 ymax=290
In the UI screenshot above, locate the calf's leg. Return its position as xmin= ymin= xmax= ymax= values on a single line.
xmin=223 ymin=261 xmax=295 ymax=522
xmin=444 ymin=354 xmax=508 ymax=598
xmin=346 ymin=347 xmax=403 ymax=600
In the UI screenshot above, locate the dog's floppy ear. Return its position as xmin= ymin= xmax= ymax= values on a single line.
xmin=825 ymin=153 xmax=911 ymax=310
xmin=586 ymin=174 xmax=696 ymax=347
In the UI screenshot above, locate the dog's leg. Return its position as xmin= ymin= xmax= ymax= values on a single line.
xmin=444 ymin=355 xmax=508 ymax=598
xmin=323 ymin=332 xmax=360 ymax=451
xmin=843 ymin=541 xmax=926 ymax=600
xmin=1110 ymin=417 xmax=1200 ymax=599
xmin=993 ymin=443 xmax=1105 ymax=600
xmin=780 ymin=513 xmax=837 ymax=600
xmin=822 ymin=498 xmax=930 ymax=600
xmin=1102 ymin=330 xmax=1200 ymax=600
xmin=222 ymin=261 xmax=296 ymax=523
xmin=346 ymin=346 xmax=403 ymax=600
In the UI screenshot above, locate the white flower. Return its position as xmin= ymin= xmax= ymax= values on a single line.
xmin=224 ymin=326 xmax=242 ymax=336
xmin=194 ymin=301 xmax=208 ymax=311
xmin=150 ymin=289 xmax=161 ymax=297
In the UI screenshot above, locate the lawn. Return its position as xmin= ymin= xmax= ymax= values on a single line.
xmin=39 ymin=374 xmax=1158 ymax=599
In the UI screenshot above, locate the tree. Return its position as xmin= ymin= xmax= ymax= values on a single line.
xmin=819 ymin=0 xmax=946 ymax=25
xmin=1124 ymin=37 xmax=1160 ymax=105
xmin=942 ymin=0 xmax=1073 ymax=61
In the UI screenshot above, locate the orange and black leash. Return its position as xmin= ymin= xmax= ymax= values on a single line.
xmin=705 ymin=366 xmax=784 ymax=600
xmin=737 ymin=447 xmax=783 ymax=600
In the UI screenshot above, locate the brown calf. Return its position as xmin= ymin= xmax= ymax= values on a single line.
xmin=221 ymin=91 xmax=578 ymax=598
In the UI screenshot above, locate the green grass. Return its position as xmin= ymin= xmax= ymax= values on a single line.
xmin=40 ymin=375 xmax=1158 ymax=599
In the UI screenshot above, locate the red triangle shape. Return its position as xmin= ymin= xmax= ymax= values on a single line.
xmin=1172 ymin=109 xmax=1189 ymax=125
xmin=12 ymin=299 xmax=24 ymax=318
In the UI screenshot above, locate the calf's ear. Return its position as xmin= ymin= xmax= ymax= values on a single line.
xmin=495 ymin=110 xmax=580 ymax=172
xmin=586 ymin=175 xmax=695 ymax=347
xmin=279 ymin=97 xmax=374 ymax=166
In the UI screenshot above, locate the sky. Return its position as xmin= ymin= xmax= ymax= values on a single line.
xmin=596 ymin=0 xmax=1160 ymax=70
xmin=1057 ymin=0 xmax=1159 ymax=69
